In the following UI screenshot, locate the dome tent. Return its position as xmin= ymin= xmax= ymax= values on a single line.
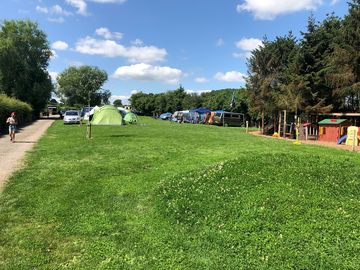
xmin=90 ymin=105 xmax=123 ymax=125
xmin=124 ymin=112 xmax=138 ymax=124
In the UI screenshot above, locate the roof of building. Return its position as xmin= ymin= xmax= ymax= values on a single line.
xmin=318 ymin=119 xmax=350 ymax=125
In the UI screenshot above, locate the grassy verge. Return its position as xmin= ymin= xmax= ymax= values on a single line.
xmin=1 ymin=117 xmax=359 ymax=269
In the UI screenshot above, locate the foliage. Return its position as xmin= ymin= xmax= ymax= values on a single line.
xmin=326 ymin=1 xmax=360 ymax=111
xmin=56 ymin=65 xmax=109 ymax=107
xmin=1 ymin=118 xmax=359 ymax=269
xmin=113 ymin=99 xmax=123 ymax=107
xmin=0 ymin=20 xmax=53 ymax=116
xmin=0 ymin=94 xmax=33 ymax=132
xmin=246 ymin=34 xmax=298 ymax=117
xmin=130 ymin=87 xmax=249 ymax=117
xmin=245 ymin=2 xmax=360 ymax=115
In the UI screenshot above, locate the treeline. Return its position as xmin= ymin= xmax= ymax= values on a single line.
xmin=130 ymin=87 xmax=249 ymax=116
xmin=130 ymin=1 xmax=359 ymax=123
xmin=247 ymin=0 xmax=360 ymax=120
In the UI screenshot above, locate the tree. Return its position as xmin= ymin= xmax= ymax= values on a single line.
xmin=326 ymin=1 xmax=360 ymax=111
xmin=295 ymin=15 xmax=341 ymax=114
xmin=113 ymin=99 xmax=123 ymax=107
xmin=130 ymin=91 xmax=155 ymax=115
xmin=0 ymin=20 xmax=53 ymax=116
xmin=56 ymin=65 xmax=108 ymax=107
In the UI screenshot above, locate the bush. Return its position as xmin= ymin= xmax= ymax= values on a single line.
xmin=0 ymin=94 xmax=33 ymax=134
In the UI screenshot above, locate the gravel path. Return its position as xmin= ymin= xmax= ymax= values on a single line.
xmin=0 ymin=119 xmax=54 ymax=191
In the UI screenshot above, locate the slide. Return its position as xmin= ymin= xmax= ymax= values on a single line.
xmin=337 ymin=134 xmax=347 ymax=144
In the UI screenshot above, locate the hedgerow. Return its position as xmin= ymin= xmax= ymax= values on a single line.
xmin=0 ymin=94 xmax=33 ymax=133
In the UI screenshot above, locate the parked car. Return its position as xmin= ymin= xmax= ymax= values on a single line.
xmin=63 ymin=110 xmax=81 ymax=124
xmin=213 ymin=112 xmax=245 ymax=127
xmin=80 ymin=107 xmax=93 ymax=121
xmin=59 ymin=109 xmax=67 ymax=119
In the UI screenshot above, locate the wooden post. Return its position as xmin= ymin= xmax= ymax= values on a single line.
xmin=261 ymin=111 xmax=264 ymax=135
xmin=273 ymin=116 xmax=276 ymax=134
xmin=87 ymin=123 xmax=92 ymax=139
xmin=283 ymin=110 xmax=287 ymax=138
xmin=278 ymin=111 xmax=281 ymax=135
xmin=305 ymin=126 xmax=308 ymax=141
xmin=246 ymin=121 xmax=249 ymax=133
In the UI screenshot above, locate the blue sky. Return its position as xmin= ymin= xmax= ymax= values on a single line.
xmin=1 ymin=0 xmax=349 ymax=103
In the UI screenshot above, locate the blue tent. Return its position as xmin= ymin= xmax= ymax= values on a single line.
xmin=160 ymin=112 xmax=172 ymax=120
xmin=191 ymin=107 xmax=211 ymax=114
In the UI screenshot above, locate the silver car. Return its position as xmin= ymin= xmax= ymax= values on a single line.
xmin=63 ymin=110 xmax=81 ymax=124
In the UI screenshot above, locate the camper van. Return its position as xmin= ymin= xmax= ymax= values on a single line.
xmin=214 ymin=112 xmax=245 ymax=127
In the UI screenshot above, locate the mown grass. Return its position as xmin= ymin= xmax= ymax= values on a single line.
xmin=0 ymin=117 xmax=359 ymax=269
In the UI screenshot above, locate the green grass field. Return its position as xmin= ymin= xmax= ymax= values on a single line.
xmin=1 ymin=117 xmax=360 ymax=269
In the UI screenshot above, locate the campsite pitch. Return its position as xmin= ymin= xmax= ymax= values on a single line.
xmin=0 ymin=117 xmax=359 ymax=269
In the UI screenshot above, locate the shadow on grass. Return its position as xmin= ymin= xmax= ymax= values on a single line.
xmin=107 ymin=134 xmax=134 ymax=138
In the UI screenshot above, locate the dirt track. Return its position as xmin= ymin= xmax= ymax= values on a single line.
xmin=0 ymin=119 xmax=54 ymax=191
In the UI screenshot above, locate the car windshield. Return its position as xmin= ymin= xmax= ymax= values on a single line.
xmin=83 ymin=107 xmax=93 ymax=113
xmin=65 ymin=111 xmax=79 ymax=116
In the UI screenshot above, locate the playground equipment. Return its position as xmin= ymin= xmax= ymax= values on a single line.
xmin=293 ymin=117 xmax=301 ymax=145
xmin=345 ymin=126 xmax=359 ymax=149
xmin=337 ymin=135 xmax=347 ymax=144
xmin=318 ymin=119 xmax=351 ymax=142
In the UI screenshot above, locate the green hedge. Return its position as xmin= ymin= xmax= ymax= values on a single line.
xmin=0 ymin=94 xmax=33 ymax=134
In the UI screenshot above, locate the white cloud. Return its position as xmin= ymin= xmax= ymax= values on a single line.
xmin=185 ymin=89 xmax=212 ymax=95
xmin=214 ymin=71 xmax=246 ymax=83
xmin=36 ymin=6 xmax=48 ymax=13
xmin=36 ymin=4 xmax=72 ymax=16
xmin=131 ymin=90 xmax=140 ymax=95
xmin=195 ymin=77 xmax=209 ymax=83
xmin=75 ymin=36 xmax=167 ymax=63
xmin=65 ymin=0 xmax=87 ymax=15
xmin=51 ymin=5 xmax=72 ymax=16
xmin=48 ymin=17 xmax=65 ymax=23
xmin=112 ymin=95 xmax=129 ymax=100
xmin=237 ymin=0 xmax=323 ymax=20
xmin=113 ymin=63 xmax=183 ymax=84
xmin=50 ymin=50 xmax=58 ymax=59
xmin=67 ymin=60 xmax=84 ymax=67
xmin=131 ymin=39 xmax=144 ymax=46
xmin=216 ymin=38 xmax=224 ymax=47
xmin=49 ymin=71 xmax=59 ymax=82
xmin=233 ymin=38 xmax=262 ymax=59
xmin=330 ymin=0 xmax=339 ymax=4
xmin=95 ymin=27 xmax=123 ymax=40
xmin=236 ymin=38 xmax=263 ymax=51
xmin=110 ymin=95 xmax=130 ymax=106
xmin=126 ymin=46 xmax=167 ymax=63
xmin=51 ymin=41 xmax=69 ymax=50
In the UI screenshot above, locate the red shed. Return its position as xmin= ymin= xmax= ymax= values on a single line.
xmin=318 ymin=119 xmax=351 ymax=142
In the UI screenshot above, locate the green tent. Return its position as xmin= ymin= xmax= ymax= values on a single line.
xmin=124 ymin=112 xmax=138 ymax=124
xmin=90 ymin=105 xmax=123 ymax=125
